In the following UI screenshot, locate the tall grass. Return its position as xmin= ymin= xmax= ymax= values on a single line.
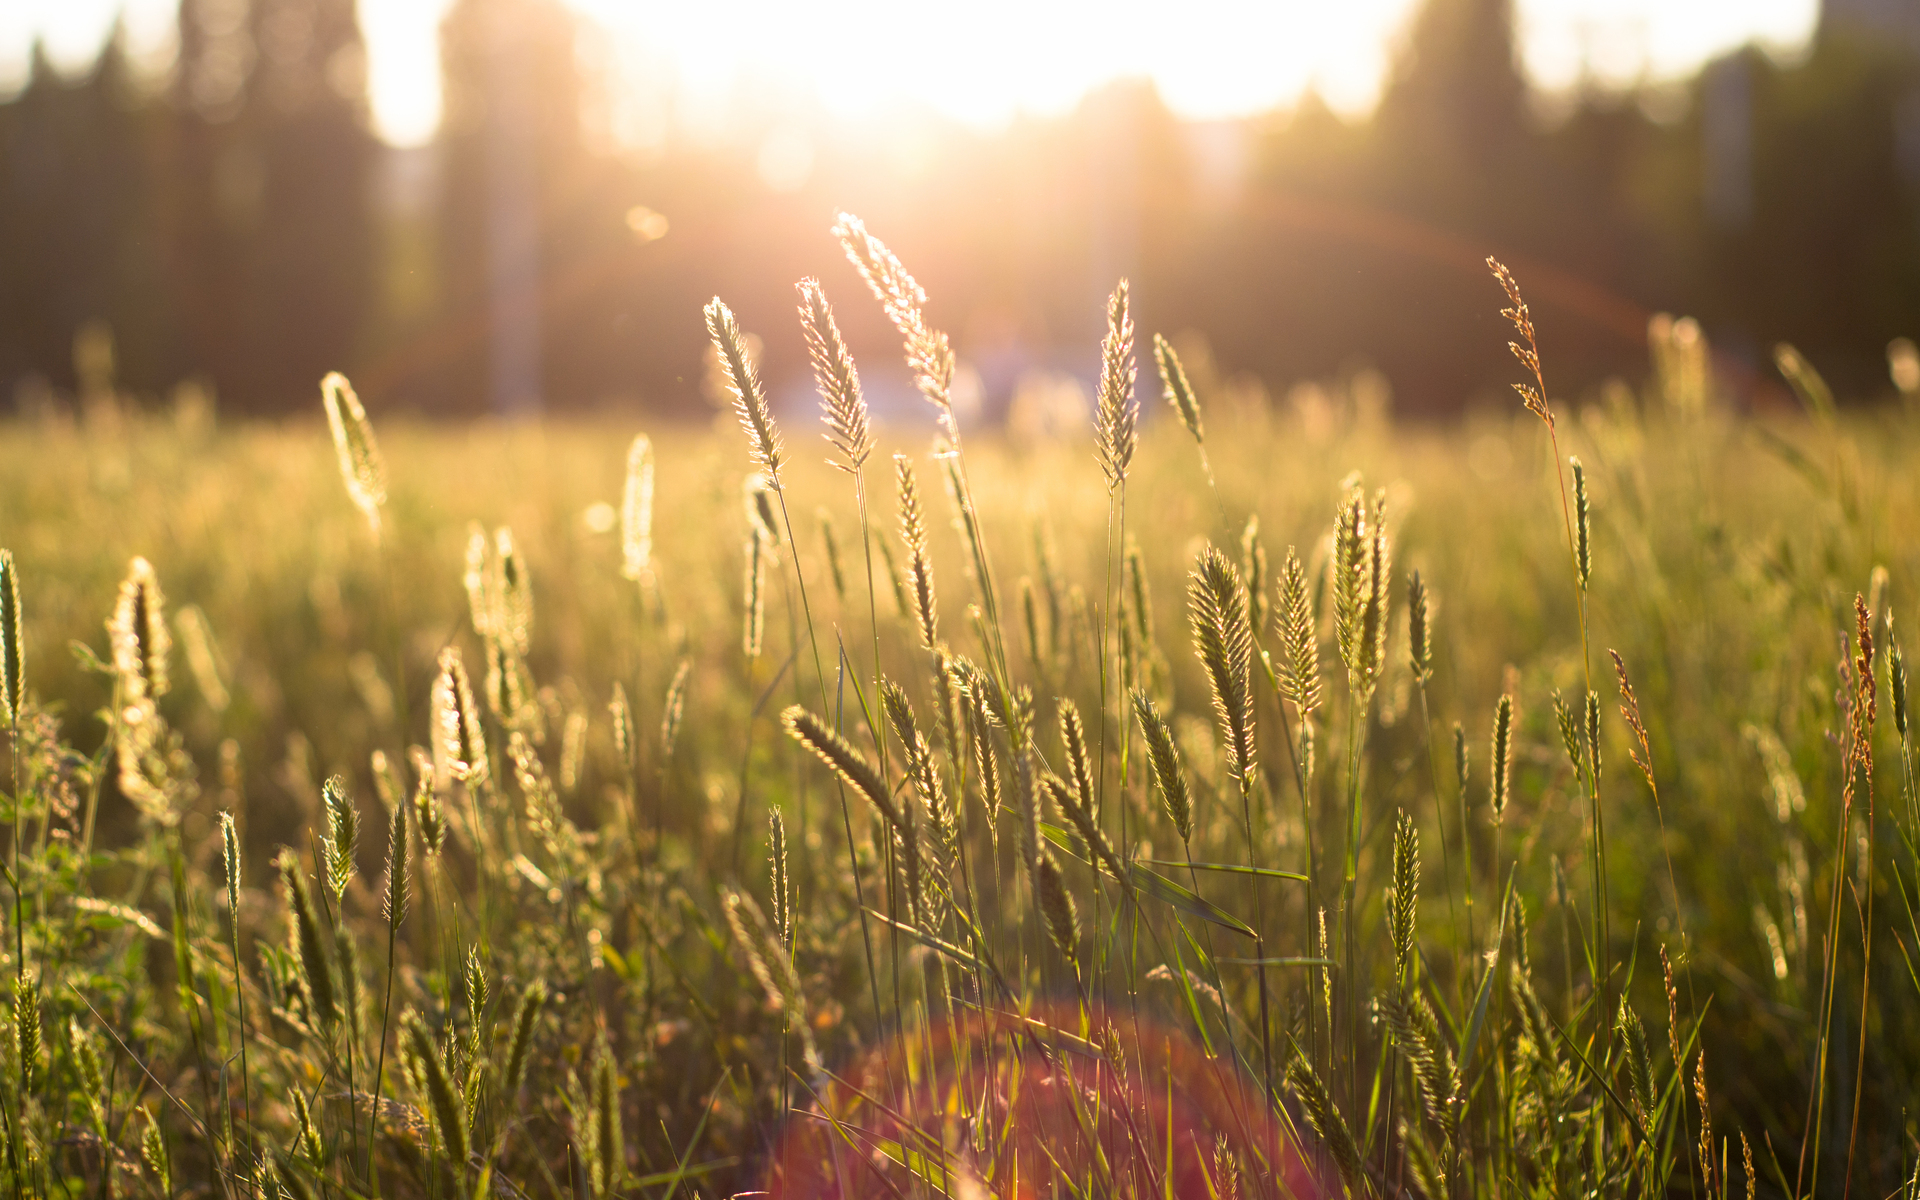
xmin=0 ymin=224 xmax=1912 ymax=1197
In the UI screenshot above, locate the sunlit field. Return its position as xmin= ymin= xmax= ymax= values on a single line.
xmin=0 ymin=233 xmax=1916 ymax=1198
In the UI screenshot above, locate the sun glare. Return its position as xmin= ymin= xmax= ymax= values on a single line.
xmin=6 ymin=0 xmax=1820 ymax=147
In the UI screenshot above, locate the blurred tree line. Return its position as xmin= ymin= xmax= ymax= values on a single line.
xmin=2 ymin=0 xmax=1917 ymax=418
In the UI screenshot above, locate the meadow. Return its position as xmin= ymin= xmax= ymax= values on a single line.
xmin=0 ymin=222 xmax=1913 ymax=1198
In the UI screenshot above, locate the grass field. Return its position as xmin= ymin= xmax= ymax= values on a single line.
xmin=0 ymin=239 xmax=1916 ymax=1198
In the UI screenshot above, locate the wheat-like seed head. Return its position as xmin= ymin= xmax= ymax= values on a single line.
xmin=621 ymin=434 xmax=655 ymax=582
xmin=1890 ymin=633 xmax=1909 ymax=739
xmin=782 ymin=705 xmax=900 ymax=829
xmin=1553 ymin=690 xmax=1582 ymax=777
xmin=405 ymin=1013 xmax=467 ymax=1163
xmin=1287 ymin=1054 xmax=1363 ymax=1194
xmin=176 ymin=604 xmax=229 ymax=713
xmin=768 ymin=808 xmax=791 ymax=947
xmin=1407 ymin=569 xmax=1432 ymax=685
xmin=1331 ymin=488 xmax=1370 ymax=681
xmin=1387 ymin=808 xmax=1419 ymax=983
xmin=220 ymin=810 xmax=241 ymax=919
xmin=10 ymin=973 xmax=38 ymax=1095
xmin=1189 ymin=545 xmax=1256 ymax=786
xmin=280 ymin=850 xmax=336 ymax=1027
xmin=608 ymin=681 xmax=631 ymax=767
xmin=832 ymin=213 xmax=956 ymax=418
xmin=411 ymin=761 xmax=446 ymax=857
xmin=1094 ymin=279 xmax=1137 ymax=489
xmin=963 ymin=669 xmax=1003 ymax=842
xmin=1276 ymin=547 xmax=1321 ymax=718
xmin=320 ymin=371 xmax=387 ymax=536
xmin=383 ymin=788 xmax=408 ymax=930
xmin=661 ymin=659 xmax=690 ymax=756
xmin=502 ymin=982 xmax=546 ymax=1101
xmin=493 ymin=526 xmax=534 ymax=656
xmin=1571 ymin=456 xmax=1592 ymax=591
xmin=141 ymin=1110 xmax=171 ymax=1193
xmin=321 ymin=775 xmax=359 ymax=900
xmin=463 ymin=523 xmax=496 ymax=640
xmin=895 ymin=455 xmax=939 ymax=650
xmin=1034 ymin=851 xmax=1079 ymax=966
xmin=1058 ymin=700 xmax=1096 ymax=824
xmin=743 ymin=523 xmax=769 ymax=661
xmin=1453 ymin=722 xmax=1469 ymax=807
xmin=1380 ymin=991 xmax=1459 ymax=1138
xmin=110 ymin=555 xmax=170 ymax=701
xmin=1241 ymin=516 xmax=1269 ymax=634
xmin=0 ymin=549 xmax=21 ymax=724
xmin=1153 ymin=333 xmax=1204 ymax=445
xmin=721 ymin=888 xmax=820 ymax=1071
xmin=1132 ymin=689 xmax=1191 ymax=842
xmin=1489 ymin=694 xmax=1513 ymax=824
xmin=590 ymin=1034 xmax=623 ymax=1198
xmin=797 ymin=277 xmax=873 ymax=472
xmin=430 ymin=647 xmax=489 ymax=792
xmin=705 ymin=297 xmax=784 ymax=485
xmin=463 ymin=948 xmax=489 ymax=1042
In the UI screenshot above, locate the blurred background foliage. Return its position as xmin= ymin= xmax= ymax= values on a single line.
xmin=5 ymin=0 xmax=1920 ymax=420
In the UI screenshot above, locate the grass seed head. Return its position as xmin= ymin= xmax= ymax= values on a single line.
xmin=1408 ymin=569 xmax=1432 ymax=684
xmin=1572 ymin=456 xmax=1591 ymax=590
xmin=383 ymin=789 xmax=408 ymax=929
xmin=832 ymin=213 xmax=955 ymax=416
xmin=320 ymin=371 xmax=387 ymax=536
xmin=608 ymin=681 xmax=631 ymax=765
xmin=1287 ymin=1053 xmax=1363 ymax=1194
xmin=743 ymin=523 xmax=769 ymax=661
xmin=492 ymin=526 xmax=534 ymax=655
xmin=280 ymin=850 xmax=336 ymax=1027
xmin=0 ymin=549 xmax=21 ymax=724
xmin=1034 ymin=851 xmax=1079 ymax=965
xmin=431 ymin=647 xmax=489 ymax=792
xmin=705 ymin=296 xmax=784 ymax=485
xmin=1891 ymin=634 xmax=1909 ymax=739
xmin=1388 ymin=808 xmax=1419 ymax=982
xmin=1153 ymin=332 xmax=1204 ymax=445
xmin=503 ymin=982 xmax=547 ymax=1101
xmin=1277 ymin=547 xmax=1322 ymax=718
xmin=661 ymin=660 xmax=691 ymax=756
xmin=413 ymin=768 xmax=446 ymax=856
xmin=1241 ymin=515 xmax=1269 ymax=634
xmin=798 ymin=277 xmax=873 ymax=473
xmin=782 ymin=705 xmax=900 ymax=829
xmin=1189 ymin=544 xmax=1255 ymax=785
xmin=895 ymin=455 xmax=939 ymax=650
xmin=1490 ymin=694 xmax=1513 ymax=824
xmin=768 ymin=807 xmax=791 ymax=946
xmin=1133 ymin=689 xmax=1192 ymax=842
xmin=621 ymin=433 xmax=655 ymax=582
xmin=110 ymin=555 xmax=170 ymax=701
xmin=220 ymin=810 xmax=241 ymax=919
xmin=406 ymin=1012 xmax=468 ymax=1163
xmin=590 ymin=1034 xmax=624 ymax=1197
xmin=1487 ymin=258 xmax=1552 ymax=426
xmin=321 ymin=775 xmax=359 ymax=900
xmin=1094 ymin=278 xmax=1137 ymax=489
xmin=1553 ymin=690 xmax=1582 ymax=777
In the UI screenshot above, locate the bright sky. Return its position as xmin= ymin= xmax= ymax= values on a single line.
xmin=3 ymin=0 xmax=1820 ymax=146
